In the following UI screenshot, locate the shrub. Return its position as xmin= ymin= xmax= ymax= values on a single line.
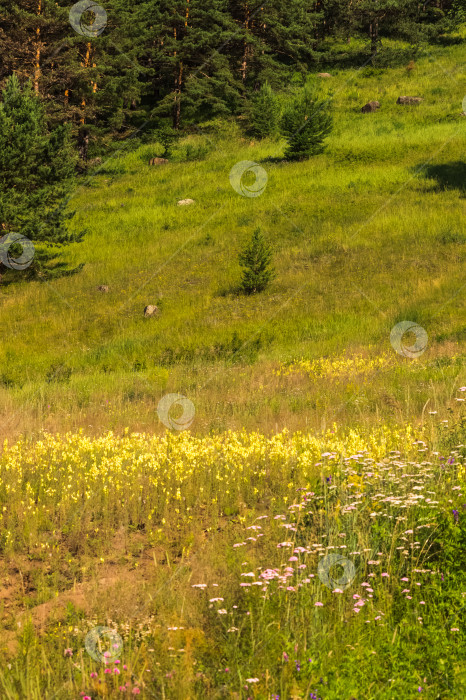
xmin=280 ymin=85 xmax=333 ymax=160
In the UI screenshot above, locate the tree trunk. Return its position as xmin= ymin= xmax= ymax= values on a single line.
xmin=80 ymin=42 xmax=91 ymax=124
xmin=241 ymin=4 xmax=250 ymax=83
xmin=370 ymin=18 xmax=379 ymax=61
xmin=78 ymin=127 xmax=89 ymax=160
xmin=173 ymin=60 xmax=182 ymax=129
xmin=33 ymin=0 xmax=41 ymax=94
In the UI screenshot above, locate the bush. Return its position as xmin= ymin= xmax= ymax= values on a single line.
xmin=238 ymin=227 xmax=275 ymax=294
xmin=280 ymin=85 xmax=333 ymax=160
xmin=247 ymin=82 xmax=281 ymax=138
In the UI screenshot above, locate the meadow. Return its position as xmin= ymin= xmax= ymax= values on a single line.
xmin=0 ymin=31 xmax=465 ymax=699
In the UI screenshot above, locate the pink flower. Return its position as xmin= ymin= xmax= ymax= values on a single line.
xmin=90 ymin=672 xmax=98 ymax=678
xmin=104 ymin=668 xmax=111 ymax=674
xmin=64 ymin=648 xmax=73 ymax=657
xmin=381 ymin=573 xmax=389 ymax=577
xmin=132 ymin=690 xmax=141 ymax=696
xmin=114 ymin=668 xmax=120 ymax=674
xmin=315 ymin=602 xmax=324 ymax=607
xmin=119 ymin=687 xmax=127 ymax=693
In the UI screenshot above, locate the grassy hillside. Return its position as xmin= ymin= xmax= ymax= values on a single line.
xmin=0 ymin=38 xmax=464 ymax=441
xmin=0 ymin=34 xmax=465 ymax=700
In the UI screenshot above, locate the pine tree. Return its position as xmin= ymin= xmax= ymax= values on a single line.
xmin=0 ymin=75 xmax=83 ymax=281
xmin=238 ymin=227 xmax=275 ymax=295
xmin=144 ymin=0 xmax=239 ymax=129
xmin=281 ymin=85 xmax=332 ymax=161
xmin=247 ymin=82 xmax=280 ymax=138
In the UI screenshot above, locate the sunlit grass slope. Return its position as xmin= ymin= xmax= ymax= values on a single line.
xmin=0 ymin=38 xmax=464 ymax=439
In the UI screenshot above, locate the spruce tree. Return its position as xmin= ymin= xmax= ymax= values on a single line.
xmin=238 ymin=227 xmax=275 ymax=295
xmin=281 ymin=85 xmax=332 ymax=161
xmin=0 ymin=75 xmax=83 ymax=281
xmin=247 ymin=82 xmax=280 ymax=138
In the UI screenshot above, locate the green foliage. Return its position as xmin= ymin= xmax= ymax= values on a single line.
xmin=280 ymin=85 xmax=333 ymax=160
xmin=247 ymin=82 xmax=281 ymax=138
xmin=238 ymin=227 xmax=275 ymax=294
xmin=0 ymin=75 xmax=83 ymax=280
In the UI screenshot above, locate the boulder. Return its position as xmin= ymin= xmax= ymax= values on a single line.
xmin=318 ymin=73 xmax=332 ymax=78
xmin=397 ymin=96 xmax=423 ymax=105
xmin=149 ymin=157 xmax=169 ymax=165
xmin=361 ymin=100 xmax=380 ymax=113
xmin=97 ymin=285 xmax=109 ymax=292
xmin=177 ymin=199 xmax=195 ymax=206
xmin=144 ymin=305 xmax=160 ymax=318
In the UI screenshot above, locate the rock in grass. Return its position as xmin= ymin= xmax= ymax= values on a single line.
xmin=397 ymin=96 xmax=423 ymax=105
xmin=361 ymin=101 xmax=380 ymax=113
xmin=318 ymin=72 xmax=332 ymax=78
xmin=144 ymin=305 xmax=160 ymax=318
xmin=149 ymin=157 xmax=169 ymax=165
xmin=177 ymin=198 xmax=195 ymax=206
xmin=97 ymin=285 xmax=109 ymax=292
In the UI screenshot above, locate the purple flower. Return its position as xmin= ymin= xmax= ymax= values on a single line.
xmin=295 ymin=660 xmax=301 ymax=671
xmin=326 ymin=476 xmax=332 ymax=484
xmin=453 ymin=509 xmax=459 ymax=523
xmin=448 ymin=457 xmax=455 ymax=465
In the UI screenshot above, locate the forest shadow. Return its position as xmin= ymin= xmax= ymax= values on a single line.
xmin=423 ymin=161 xmax=466 ymax=195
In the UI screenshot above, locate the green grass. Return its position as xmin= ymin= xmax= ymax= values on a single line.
xmin=0 ymin=37 xmax=464 ymax=440
xmin=0 ymin=35 xmax=465 ymax=698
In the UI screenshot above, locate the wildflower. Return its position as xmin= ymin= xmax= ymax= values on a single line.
xmin=453 ymin=509 xmax=459 ymax=523
xmin=104 ymin=668 xmax=111 ymax=674
xmin=64 ymin=648 xmax=73 ymax=657
xmin=283 ymin=652 xmax=289 ymax=661
xmin=245 ymin=678 xmax=259 ymax=683
xmin=315 ymin=602 xmax=324 ymax=607
xmin=132 ymin=690 xmax=140 ymax=695
xmin=381 ymin=572 xmax=389 ymax=577
xmin=451 ymin=628 xmax=459 ymax=632
xmin=113 ymin=668 xmax=120 ymax=674
xmin=90 ymin=672 xmax=98 ymax=678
